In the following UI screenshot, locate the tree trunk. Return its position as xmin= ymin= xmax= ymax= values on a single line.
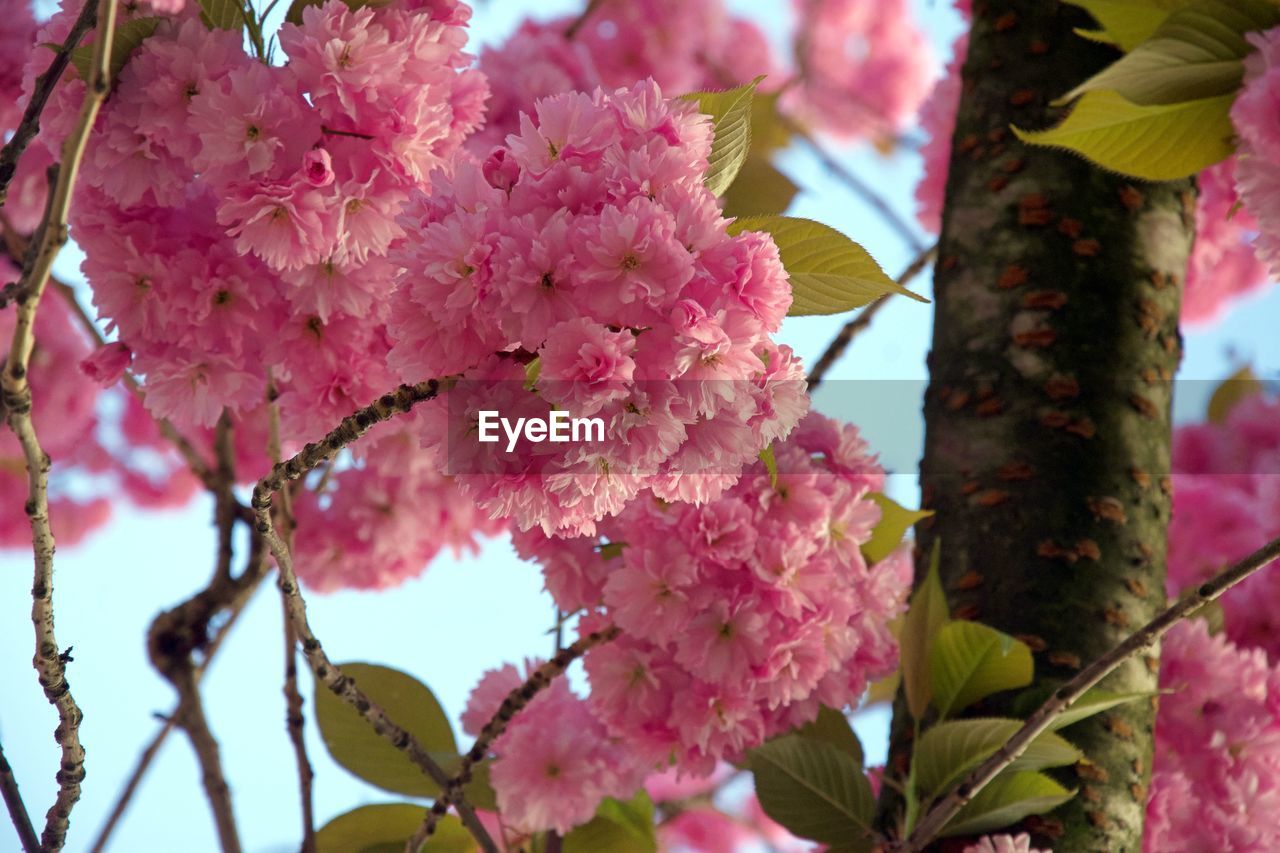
xmin=881 ymin=2 xmax=1193 ymax=849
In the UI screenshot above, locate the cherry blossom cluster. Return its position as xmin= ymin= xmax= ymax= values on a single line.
xmin=473 ymin=0 xmax=776 ymax=151
xmin=1144 ymin=619 xmax=1280 ymax=851
xmin=964 ymin=835 xmax=1047 ymax=853
xmin=28 ymin=0 xmax=485 ymax=438
xmin=1169 ymin=391 xmax=1280 ymax=659
xmin=788 ymin=0 xmax=934 ymax=142
xmin=1232 ymin=27 xmax=1280 ymax=290
xmin=508 ymin=412 xmax=909 ymax=782
xmin=393 ymin=80 xmax=809 ymax=536
xmin=917 ymin=6 xmax=1272 ymax=323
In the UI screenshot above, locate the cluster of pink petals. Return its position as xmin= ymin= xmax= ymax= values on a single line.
xmin=2 ymin=1 xmax=501 ymax=576
xmin=394 ymin=80 xmax=808 ymax=536
xmin=963 ymin=835 xmax=1047 ymax=853
xmin=789 ymin=0 xmax=934 ymax=141
xmin=1144 ymin=619 xmax=1280 ymax=851
xmin=512 ymin=412 xmax=910 ymax=776
xmin=27 ymin=0 xmax=484 ymax=439
xmin=1232 ymin=27 xmax=1280 ymax=289
xmin=290 ymin=427 xmax=504 ymax=591
xmin=1170 ymin=392 xmax=1280 ymax=658
xmin=461 ymin=660 xmax=650 ymax=834
xmin=473 ymin=0 xmax=776 ymax=150
xmin=914 ymin=32 xmax=966 ymax=235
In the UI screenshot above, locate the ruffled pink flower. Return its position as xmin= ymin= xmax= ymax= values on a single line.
xmin=964 ymin=834 xmax=1048 ymax=853
xmin=79 ymin=342 xmax=133 ymax=386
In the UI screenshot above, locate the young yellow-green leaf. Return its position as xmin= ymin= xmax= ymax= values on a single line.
xmin=865 ymin=666 xmax=901 ymax=706
xmin=940 ymin=771 xmax=1075 ymax=838
xmin=796 ymin=706 xmax=865 ymax=766
xmin=1207 ymin=365 xmax=1262 ymax=422
xmin=861 ymin=493 xmax=932 ymax=564
xmin=750 ymin=735 xmax=876 ymax=847
xmin=1064 ymin=0 xmax=1194 ymax=51
xmin=313 ymin=662 xmax=458 ymax=797
xmin=722 ymin=155 xmax=800 ymax=218
xmin=759 ymin=444 xmax=779 ymax=490
xmin=681 ymin=76 xmax=762 ymax=196
xmin=199 ymin=0 xmax=246 ymax=30
xmin=929 ymin=621 xmax=1034 ymax=719
xmin=563 ymin=792 xmax=656 ymax=853
xmin=901 ymin=543 xmax=948 ymax=720
xmin=1044 ymin=688 xmax=1153 ymax=732
xmin=523 ymin=357 xmax=542 ymax=392
xmin=914 ymin=718 xmax=1083 ymax=796
xmin=1013 ymin=90 xmax=1234 ymax=181
xmin=1062 ymin=0 xmax=1280 ymax=106
xmin=727 ymin=216 xmax=927 ymax=315
xmin=749 ymin=90 xmax=793 ymax=154
xmin=317 ymin=805 xmax=475 ymax=853
xmin=68 ymin=17 xmax=161 ymax=82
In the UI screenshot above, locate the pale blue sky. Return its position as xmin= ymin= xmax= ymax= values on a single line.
xmin=4 ymin=2 xmax=1280 ymax=851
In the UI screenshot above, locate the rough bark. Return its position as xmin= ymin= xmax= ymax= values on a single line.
xmin=880 ymin=2 xmax=1193 ymax=849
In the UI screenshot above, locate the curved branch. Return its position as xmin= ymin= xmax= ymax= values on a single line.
xmin=249 ymin=379 xmax=497 ymax=851
xmin=898 ymin=531 xmax=1280 ymax=851
xmin=406 ymin=625 xmax=621 ymax=852
xmin=0 ymin=737 xmax=39 ymax=853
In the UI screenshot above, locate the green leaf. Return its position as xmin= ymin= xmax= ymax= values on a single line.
xmin=67 ymin=17 xmax=161 ymax=82
xmin=563 ymin=792 xmax=656 ymax=853
xmin=901 ymin=543 xmax=949 ymax=720
xmin=940 ymin=771 xmax=1074 ymax=838
xmin=198 ymin=0 xmax=246 ymax=30
xmin=286 ymin=0 xmax=393 ymax=25
xmin=681 ymin=77 xmax=762 ymax=196
xmin=795 ymin=706 xmax=864 ymax=766
xmin=316 ymin=805 xmax=475 ymax=853
xmin=929 ymin=621 xmax=1033 ymax=718
xmin=759 ymin=444 xmax=779 ymax=490
xmin=914 ymin=718 xmax=1082 ymax=796
xmin=727 ymin=216 xmax=927 ymax=316
xmin=1043 ymin=688 xmax=1153 ymax=732
xmin=313 ymin=662 xmax=458 ymax=798
xmin=861 ymin=493 xmax=932 ymax=564
xmin=1064 ymin=0 xmax=1194 ymax=51
xmin=750 ymin=735 xmax=875 ymax=847
xmin=1012 ymin=90 xmax=1234 ymax=180
xmin=722 ymin=155 xmax=799 ymax=217
xmin=1062 ymin=0 xmax=1280 ymax=106
xmin=523 ymin=357 xmax=541 ymax=392
xmin=748 ymin=90 xmax=793 ymax=154
xmin=1207 ymin=365 xmax=1262 ymax=422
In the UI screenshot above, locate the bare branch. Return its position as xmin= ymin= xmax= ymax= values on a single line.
xmin=806 ymin=244 xmax=936 ymax=390
xmin=0 ymin=0 xmax=97 ymax=205
xmin=250 ymin=378 xmax=497 ymax=851
xmin=171 ymin=668 xmax=241 ymax=853
xmin=781 ymin=115 xmax=926 ymax=255
xmin=0 ymin=2 xmax=120 ymax=847
xmin=406 ymin=626 xmax=621 ymax=852
xmin=0 ymin=738 xmax=39 ymax=853
xmin=565 ymin=0 xmax=607 ymax=39
xmin=898 ymin=532 xmax=1280 ymax=851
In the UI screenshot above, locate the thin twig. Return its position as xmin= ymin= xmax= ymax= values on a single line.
xmin=268 ymin=386 xmax=316 ymax=853
xmin=564 ymin=0 xmax=607 ymax=39
xmin=897 ymin=532 xmax=1280 ymax=851
xmin=0 ymin=0 xmax=97 ymax=206
xmin=806 ymin=244 xmax=936 ymax=390
xmin=781 ymin=115 xmax=926 ymax=254
xmin=1 ymin=2 xmax=119 ymax=848
xmin=250 ymin=379 xmax=497 ymax=851
xmin=406 ymin=626 xmax=621 ymax=852
xmin=0 ymin=738 xmax=39 ymax=853
xmin=93 ymin=544 xmax=268 ymax=853
xmin=171 ymin=668 xmax=241 ymax=853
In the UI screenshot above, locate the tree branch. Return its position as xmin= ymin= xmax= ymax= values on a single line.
xmin=898 ymin=531 xmax=1280 ymax=851
xmin=781 ymin=116 xmax=926 ymax=254
xmin=564 ymin=0 xmax=607 ymax=39
xmin=806 ymin=243 xmax=935 ymax=390
xmin=406 ymin=625 xmax=621 ymax=852
xmin=249 ymin=379 xmax=498 ymax=851
xmin=0 ymin=2 xmax=119 ymax=848
xmin=171 ymin=668 xmax=241 ymax=853
xmin=0 ymin=738 xmax=39 ymax=853
xmin=92 ymin=541 xmax=268 ymax=853
xmin=0 ymin=0 xmax=98 ymax=206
